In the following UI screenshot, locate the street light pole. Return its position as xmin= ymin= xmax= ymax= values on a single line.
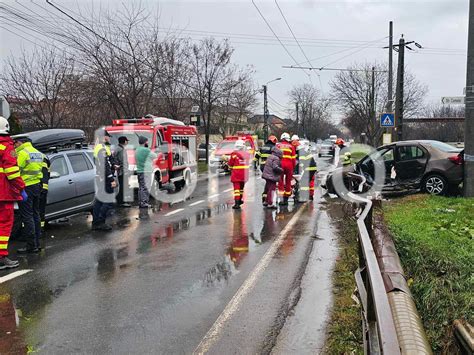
xmin=465 ymin=0 xmax=474 ymax=197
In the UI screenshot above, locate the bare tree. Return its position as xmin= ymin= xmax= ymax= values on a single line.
xmin=189 ymin=38 xmax=252 ymax=161
xmin=330 ymin=62 xmax=427 ymax=145
xmin=288 ymin=83 xmax=335 ymax=140
xmin=215 ymin=78 xmax=257 ymax=138
xmin=61 ymin=3 xmax=164 ymax=118
xmin=154 ymin=39 xmax=192 ymax=120
xmin=1 ymin=47 xmax=76 ymax=129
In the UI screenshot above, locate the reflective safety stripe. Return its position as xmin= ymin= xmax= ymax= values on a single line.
xmin=260 ymin=154 xmax=270 ymax=158
xmin=41 ymin=221 xmax=46 ymax=227
xmin=300 ymin=187 xmax=315 ymax=191
xmin=281 ymin=148 xmax=292 ymax=152
xmin=4 ymin=166 xmax=19 ymax=173
xmin=42 ymin=183 xmax=49 ymax=190
xmin=233 ymin=247 xmax=249 ymax=252
xmin=7 ymin=172 xmax=21 ymax=180
xmin=305 ymin=167 xmax=318 ymax=171
xmin=0 ymin=236 xmax=9 ymax=241
xmin=0 ymin=144 xmax=5 ymax=150
xmin=0 ymin=244 xmax=7 ymax=249
xmin=232 ymin=165 xmax=249 ymax=169
xmin=21 ymin=170 xmax=42 ymax=175
xmin=282 ymin=155 xmax=293 ymax=159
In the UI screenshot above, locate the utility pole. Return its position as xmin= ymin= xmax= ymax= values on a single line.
xmin=387 ymin=21 xmax=393 ymax=113
xmin=395 ymin=36 xmax=405 ymax=141
xmin=371 ymin=66 xmax=376 ymax=144
xmin=295 ymin=102 xmax=299 ymax=135
xmin=263 ymin=84 xmax=269 ymax=141
xmin=392 ymin=35 xmax=422 ymax=141
xmin=371 ymin=66 xmax=376 ymax=121
xmin=465 ymin=0 xmax=474 ymax=197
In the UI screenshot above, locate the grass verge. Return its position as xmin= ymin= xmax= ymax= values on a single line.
xmin=323 ymin=201 xmax=363 ymax=354
xmin=384 ymin=194 xmax=474 ymax=353
xmin=198 ymin=161 xmax=208 ymax=174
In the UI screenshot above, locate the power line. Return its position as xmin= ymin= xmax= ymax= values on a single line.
xmin=274 ymin=0 xmax=313 ymax=67
xmin=320 ymin=36 xmax=389 ymax=69
xmin=268 ymin=94 xmax=290 ymax=109
xmin=282 ymin=66 xmax=388 ymax=72
xmin=251 ymin=0 xmax=310 ymax=77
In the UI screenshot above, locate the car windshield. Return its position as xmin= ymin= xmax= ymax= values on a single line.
xmin=109 ymin=131 xmax=153 ymax=149
xmin=217 ymin=141 xmax=237 ymax=150
xmin=322 ymin=140 xmax=333 ymax=146
xmin=424 ymin=140 xmax=462 ymax=153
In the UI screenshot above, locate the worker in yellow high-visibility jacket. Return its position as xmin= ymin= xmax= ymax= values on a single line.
xmin=14 ymin=136 xmax=43 ymax=254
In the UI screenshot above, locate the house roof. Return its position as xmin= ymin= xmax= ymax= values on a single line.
xmin=248 ymin=114 xmax=285 ymax=125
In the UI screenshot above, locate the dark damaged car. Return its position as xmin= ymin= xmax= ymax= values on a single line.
xmin=324 ymin=140 xmax=464 ymax=196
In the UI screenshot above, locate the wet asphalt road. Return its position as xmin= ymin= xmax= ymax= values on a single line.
xmin=0 ymin=156 xmax=337 ymax=354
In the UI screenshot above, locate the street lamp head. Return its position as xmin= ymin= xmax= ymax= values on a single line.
xmin=265 ymin=77 xmax=282 ymax=85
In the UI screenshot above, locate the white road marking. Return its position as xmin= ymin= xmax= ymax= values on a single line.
xmin=164 ymin=208 xmax=184 ymax=217
xmin=193 ymin=204 xmax=308 ymax=354
xmin=223 ymin=188 xmax=233 ymax=193
xmin=208 ymin=193 xmax=220 ymax=199
xmin=0 ymin=269 xmax=32 ymax=284
xmin=189 ymin=200 xmax=205 ymax=207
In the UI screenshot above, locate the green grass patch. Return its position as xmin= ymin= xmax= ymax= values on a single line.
xmin=324 ymin=203 xmax=363 ymax=354
xmin=198 ymin=161 xmax=208 ymax=174
xmin=348 ymin=143 xmax=371 ymax=163
xmin=384 ymin=194 xmax=474 ymax=353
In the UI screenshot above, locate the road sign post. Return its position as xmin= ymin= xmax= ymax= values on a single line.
xmin=382 ymin=133 xmax=392 ymax=145
xmin=380 ymin=113 xmax=395 ymax=127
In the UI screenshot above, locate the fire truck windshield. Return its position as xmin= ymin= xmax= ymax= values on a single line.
xmin=109 ymin=131 xmax=153 ymax=149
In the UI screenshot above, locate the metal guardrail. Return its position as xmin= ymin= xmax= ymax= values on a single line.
xmin=350 ymin=192 xmax=432 ymax=355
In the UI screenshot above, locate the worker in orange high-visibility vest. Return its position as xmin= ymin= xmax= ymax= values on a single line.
xmin=0 ymin=116 xmax=25 ymax=269
xmin=228 ymin=139 xmax=251 ymax=210
xmin=276 ymin=132 xmax=296 ymax=205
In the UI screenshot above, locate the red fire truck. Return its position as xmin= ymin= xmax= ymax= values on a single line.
xmin=106 ymin=115 xmax=198 ymax=191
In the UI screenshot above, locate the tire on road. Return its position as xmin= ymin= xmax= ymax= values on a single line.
xmin=422 ymin=173 xmax=448 ymax=195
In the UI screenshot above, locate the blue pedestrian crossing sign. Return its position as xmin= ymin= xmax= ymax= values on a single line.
xmin=380 ymin=113 xmax=395 ymax=127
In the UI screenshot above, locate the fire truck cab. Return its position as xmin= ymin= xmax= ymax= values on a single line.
xmin=106 ymin=115 xmax=198 ymax=191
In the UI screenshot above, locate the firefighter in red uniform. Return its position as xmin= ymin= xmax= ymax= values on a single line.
xmin=228 ymin=139 xmax=251 ymax=210
xmin=276 ymin=132 xmax=296 ymax=205
xmin=0 ymin=116 xmax=25 ymax=269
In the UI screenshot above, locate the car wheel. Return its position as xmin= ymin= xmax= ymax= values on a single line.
xmin=423 ymin=174 xmax=448 ymax=195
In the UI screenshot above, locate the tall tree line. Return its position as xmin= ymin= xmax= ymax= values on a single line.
xmin=0 ymin=3 xmax=256 ymax=157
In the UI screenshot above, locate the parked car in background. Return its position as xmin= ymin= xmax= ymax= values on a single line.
xmin=323 ymin=140 xmax=464 ymax=196
xmin=12 ymin=129 xmax=96 ymax=221
xmin=198 ymin=143 xmax=217 ymax=161
xmin=318 ymin=139 xmax=335 ymax=157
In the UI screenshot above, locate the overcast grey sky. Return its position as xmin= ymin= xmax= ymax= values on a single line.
xmin=0 ymin=0 xmax=469 ymax=119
